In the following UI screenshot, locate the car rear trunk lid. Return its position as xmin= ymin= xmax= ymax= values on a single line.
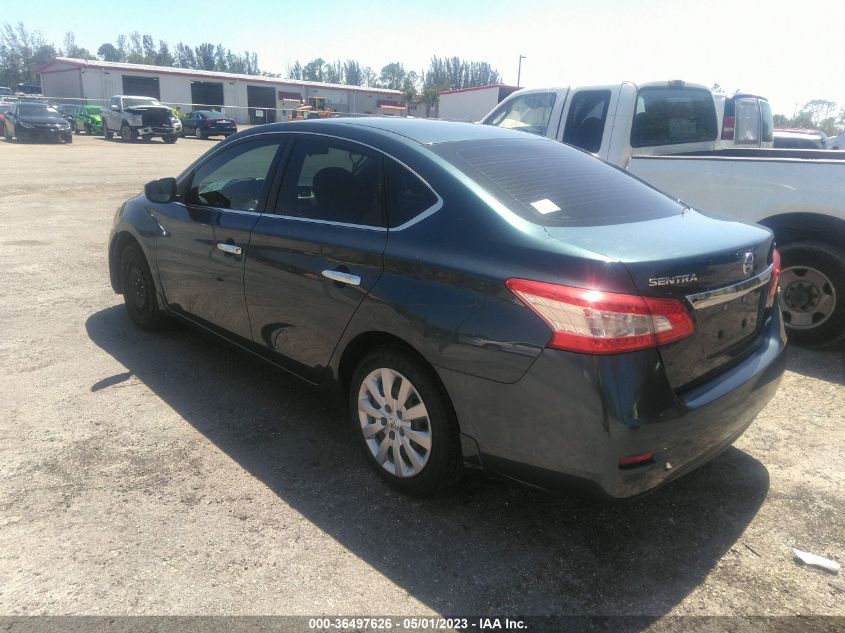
xmin=543 ymin=211 xmax=775 ymax=389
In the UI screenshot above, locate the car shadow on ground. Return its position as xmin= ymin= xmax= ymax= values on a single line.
xmin=785 ymin=342 xmax=845 ymax=386
xmin=86 ymin=305 xmax=771 ymax=619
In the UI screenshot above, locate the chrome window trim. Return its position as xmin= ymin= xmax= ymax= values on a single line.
xmin=686 ymin=264 xmax=774 ymax=310
xmin=260 ymin=211 xmax=387 ymax=232
xmin=197 ymin=129 xmax=444 ymax=231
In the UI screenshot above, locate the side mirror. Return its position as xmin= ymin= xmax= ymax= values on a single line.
xmin=145 ymin=177 xmax=177 ymax=204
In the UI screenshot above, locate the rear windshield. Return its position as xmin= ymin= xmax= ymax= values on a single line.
xmin=631 ymin=87 xmax=717 ymax=147
xmin=434 ymin=138 xmax=683 ymax=227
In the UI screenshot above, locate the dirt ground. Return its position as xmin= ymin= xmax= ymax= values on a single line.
xmin=0 ymin=132 xmax=842 ymax=625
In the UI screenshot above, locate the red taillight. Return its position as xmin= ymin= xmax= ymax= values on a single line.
xmin=619 ymin=452 xmax=654 ymax=468
xmin=506 ymin=279 xmax=695 ymax=355
xmin=767 ymin=248 xmax=781 ymax=308
xmin=722 ymin=115 xmax=735 ymax=140
xmin=205 ymin=119 xmax=212 ymax=127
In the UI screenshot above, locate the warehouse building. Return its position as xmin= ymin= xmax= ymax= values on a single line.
xmin=36 ymin=57 xmax=412 ymax=123
xmin=438 ymin=84 xmax=521 ymax=122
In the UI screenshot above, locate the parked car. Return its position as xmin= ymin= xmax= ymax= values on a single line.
xmin=109 ymin=118 xmax=786 ymax=497
xmin=483 ymin=83 xmax=845 ymax=346
xmin=102 ymin=95 xmax=181 ymax=143
xmin=181 ymin=110 xmax=238 ymax=139
xmin=71 ymin=104 xmax=104 ymax=134
xmin=15 ymin=82 xmax=41 ymax=95
xmin=3 ymin=101 xmax=72 ymax=143
xmin=823 ymin=132 xmax=845 ymax=150
xmin=0 ymin=86 xmax=12 ymax=96
xmin=714 ymin=93 xmax=774 ymax=149
xmin=773 ymin=129 xmax=826 ymax=149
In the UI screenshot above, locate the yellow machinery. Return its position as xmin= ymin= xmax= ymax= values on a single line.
xmin=288 ymin=96 xmax=334 ymax=120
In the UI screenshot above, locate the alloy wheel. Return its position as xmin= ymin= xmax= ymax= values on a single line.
xmin=357 ymin=368 xmax=432 ymax=477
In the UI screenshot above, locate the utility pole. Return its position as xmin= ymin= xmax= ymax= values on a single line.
xmin=517 ymin=55 xmax=526 ymax=87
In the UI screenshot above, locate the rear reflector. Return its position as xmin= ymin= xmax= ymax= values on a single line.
xmin=618 ymin=452 xmax=654 ymax=468
xmin=506 ymin=279 xmax=695 ymax=355
xmin=722 ymin=115 xmax=735 ymax=140
xmin=767 ymin=248 xmax=781 ymax=308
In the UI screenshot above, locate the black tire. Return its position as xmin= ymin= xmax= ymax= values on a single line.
xmin=194 ymin=126 xmax=204 ymax=140
xmin=778 ymin=241 xmax=845 ymax=347
xmin=349 ymin=347 xmax=462 ymax=495
xmin=120 ymin=123 xmax=136 ymax=142
xmin=120 ymin=243 xmax=167 ymax=331
xmin=163 ymin=134 xmax=178 ymax=144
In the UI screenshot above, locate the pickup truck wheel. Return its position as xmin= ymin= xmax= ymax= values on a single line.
xmin=778 ymin=241 xmax=845 ymax=347
xmin=120 ymin=243 xmax=167 ymax=331
xmin=120 ymin=123 xmax=136 ymax=142
xmin=349 ymin=347 xmax=462 ymax=495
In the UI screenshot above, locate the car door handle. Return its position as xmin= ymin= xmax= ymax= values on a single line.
xmin=216 ymin=242 xmax=242 ymax=255
xmin=322 ymin=269 xmax=361 ymax=286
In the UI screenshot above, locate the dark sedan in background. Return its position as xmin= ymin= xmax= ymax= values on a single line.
xmin=181 ymin=110 xmax=237 ymax=139
xmin=4 ymin=102 xmax=72 ymax=143
xmin=108 ymin=118 xmax=786 ymax=497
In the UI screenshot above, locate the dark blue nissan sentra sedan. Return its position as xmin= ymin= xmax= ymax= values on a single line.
xmin=108 ymin=118 xmax=786 ymax=497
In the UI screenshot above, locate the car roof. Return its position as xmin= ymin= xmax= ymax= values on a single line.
xmin=242 ymin=117 xmax=545 ymax=146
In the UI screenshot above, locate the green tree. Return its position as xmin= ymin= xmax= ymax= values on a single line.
xmin=302 ymin=58 xmax=326 ymax=82
xmin=378 ymin=62 xmax=406 ymax=90
xmin=343 ymin=60 xmax=362 ymax=86
xmin=801 ymin=99 xmax=837 ymax=127
xmin=98 ymin=42 xmax=121 ymax=61
xmin=287 ymin=61 xmax=303 ymax=80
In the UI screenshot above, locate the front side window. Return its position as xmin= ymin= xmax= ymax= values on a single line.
xmin=386 ymin=160 xmax=438 ymax=228
xmin=187 ymin=139 xmax=283 ymax=211
xmin=631 ymin=87 xmax=717 ymax=147
xmin=562 ymin=90 xmax=611 ymax=153
xmin=275 ymin=137 xmax=384 ymax=226
xmin=482 ymin=92 xmax=557 ymax=137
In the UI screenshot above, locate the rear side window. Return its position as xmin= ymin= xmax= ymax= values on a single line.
xmin=562 ymin=90 xmax=610 ymax=153
xmin=434 ymin=138 xmax=683 ymax=227
xmin=631 ymin=87 xmax=717 ymax=147
xmin=187 ymin=139 xmax=283 ymax=210
xmin=482 ymin=92 xmax=557 ymax=137
xmin=386 ymin=161 xmax=438 ymax=228
xmin=275 ymin=137 xmax=384 ymax=226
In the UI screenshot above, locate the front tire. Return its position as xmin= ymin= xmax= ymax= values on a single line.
xmin=120 ymin=243 xmax=167 ymax=331
xmin=349 ymin=348 xmax=462 ymax=495
xmin=120 ymin=123 xmax=136 ymax=142
xmin=163 ymin=134 xmax=178 ymax=144
xmin=778 ymin=241 xmax=845 ymax=347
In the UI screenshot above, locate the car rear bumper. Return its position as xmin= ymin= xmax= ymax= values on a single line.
xmin=438 ymin=309 xmax=787 ymax=498
xmin=204 ymin=127 xmax=237 ymax=135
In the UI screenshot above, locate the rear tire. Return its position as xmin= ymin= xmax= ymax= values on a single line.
xmin=778 ymin=241 xmax=845 ymax=347
xmin=195 ymin=126 xmax=204 ymax=140
xmin=120 ymin=243 xmax=167 ymax=331
xmin=349 ymin=347 xmax=462 ymax=495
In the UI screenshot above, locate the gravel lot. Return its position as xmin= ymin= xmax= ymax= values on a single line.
xmin=0 ymin=132 xmax=842 ymax=624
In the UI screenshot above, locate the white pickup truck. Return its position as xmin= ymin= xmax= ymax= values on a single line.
xmin=481 ymin=81 xmax=845 ymax=346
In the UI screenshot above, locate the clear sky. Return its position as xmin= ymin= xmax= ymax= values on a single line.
xmin=12 ymin=0 xmax=843 ymax=116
